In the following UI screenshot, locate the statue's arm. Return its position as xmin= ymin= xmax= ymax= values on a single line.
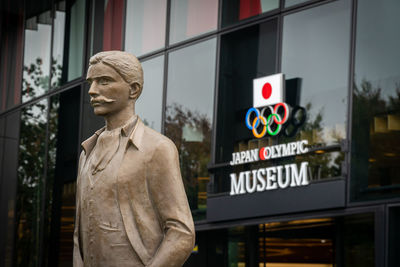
xmin=146 ymin=139 xmax=195 ymax=267
xmin=73 ymin=152 xmax=85 ymax=267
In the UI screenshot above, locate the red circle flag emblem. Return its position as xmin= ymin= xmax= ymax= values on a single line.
xmin=259 ymin=147 xmax=265 ymax=160
xmin=262 ymin=83 xmax=272 ymax=99
xmin=253 ymin=73 xmax=284 ymax=108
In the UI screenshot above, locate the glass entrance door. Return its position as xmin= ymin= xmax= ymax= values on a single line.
xmin=259 ymin=219 xmax=334 ymax=267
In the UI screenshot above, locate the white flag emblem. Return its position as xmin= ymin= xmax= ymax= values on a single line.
xmin=253 ymin=73 xmax=284 ymax=108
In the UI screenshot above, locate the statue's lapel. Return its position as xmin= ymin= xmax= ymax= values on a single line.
xmin=127 ymin=117 xmax=145 ymax=151
xmin=81 ymin=127 xmax=105 ymax=157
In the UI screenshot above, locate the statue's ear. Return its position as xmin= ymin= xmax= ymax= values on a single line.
xmin=129 ymin=83 xmax=140 ymax=99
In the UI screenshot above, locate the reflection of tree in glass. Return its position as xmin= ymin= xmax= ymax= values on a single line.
xmin=165 ymin=103 xmax=211 ymax=219
xmin=51 ymin=57 xmax=63 ymax=88
xmin=18 ymin=56 xmax=64 ymax=265
xmin=277 ymin=102 xmax=343 ymax=180
xmin=352 ymin=79 xmax=400 ymax=189
xmin=301 ymin=103 xmax=323 ymax=144
xmin=42 ymin=95 xmax=60 ymax=264
xmin=300 ymin=102 xmax=343 ymax=179
xmin=23 ymin=57 xmax=63 ymax=101
xmin=354 ymin=80 xmax=387 ymax=120
xmin=389 ymin=85 xmax=400 ymax=109
xmin=23 ymin=58 xmax=49 ymax=100
xmin=16 ymin=100 xmax=48 ymax=267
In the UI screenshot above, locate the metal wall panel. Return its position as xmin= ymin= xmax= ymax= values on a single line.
xmin=207 ymin=179 xmax=346 ymax=222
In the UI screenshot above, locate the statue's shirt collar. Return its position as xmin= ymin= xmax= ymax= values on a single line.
xmin=82 ymin=115 xmax=143 ymax=155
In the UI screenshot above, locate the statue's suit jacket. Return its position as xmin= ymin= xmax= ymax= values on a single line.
xmin=73 ymin=118 xmax=195 ymax=267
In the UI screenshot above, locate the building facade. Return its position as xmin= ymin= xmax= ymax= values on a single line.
xmin=0 ymin=0 xmax=400 ymax=266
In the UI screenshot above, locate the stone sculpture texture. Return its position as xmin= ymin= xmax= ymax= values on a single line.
xmin=73 ymin=51 xmax=195 ymax=267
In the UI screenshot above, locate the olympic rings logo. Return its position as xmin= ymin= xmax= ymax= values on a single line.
xmin=245 ymin=102 xmax=290 ymax=138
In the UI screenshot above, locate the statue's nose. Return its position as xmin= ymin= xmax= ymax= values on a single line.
xmin=88 ymin=82 xmax=99 ymax=97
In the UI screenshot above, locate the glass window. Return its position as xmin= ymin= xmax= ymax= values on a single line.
xmin=0 ymin=0 xmax=24 ymax=111
xmin=262 ymin=219 xmax=335 ymax=266
xmin=215 ymin=20 xmax=278 ymax=165
xmin=89 ymin=0 xmax=124 ymax=53
xmin=285 ymin=0 xmax=312 ymax=8
xmin=136 ymin=56 xmax=164 ymax=132
xmin=222 ymin=0 xmax=279 ymax=27
xmin=188 ymin=215 xmax=374 ymax=266
xmin=169 ymin=0 xmax=218 ymax=44
xmin=165 ymin=39 xmax=217 ymax=220
xmin=46 ymin=89 xmax=80 ymax=266
xmin=42 ymin=95 xmax=60 ymax=266
xmin=51 ymin=0 xmax=86 ymax=87
xmin=228 ymin=226 xmax=248 ymax=266
xmin=22 ymin=0 xmax=86 ymax=102
xmin=15 ymin=99 xmax=48 ymax=267
xmin=214 ymin=20 xmax=282 ymax=194
xmin=0 ymin=112 xmax=20 ymax=267
xmin=0 ymin=117 xmax=4 ymax=139
xmin=103 ymin=0 xmax=124 ymax=51
xmin=213 ymin=0 xmax=350 ymax=194
xmin=281 ymin=0 xmax=351 ymax=147
xmin=22 ymin=10 xmax=52 ymax=102
xmin=56 ymin=182 xmax=77 ymax=265
xmin=351 ymin=0 xmax=400 ymax=201
xmin=342 ymin=213 xmax=375 ymax=266
xmin=389 ymin=207 xmax=400 ymax=266
xmin=124 ymin=0 xmax=167 ymax=57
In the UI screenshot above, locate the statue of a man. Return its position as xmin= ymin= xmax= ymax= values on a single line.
xmin=73 ymin=51 xmax=195 ymax=267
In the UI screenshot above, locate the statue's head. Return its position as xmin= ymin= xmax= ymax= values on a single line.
xmin=86 ymin=51 xmax=143 ymax=116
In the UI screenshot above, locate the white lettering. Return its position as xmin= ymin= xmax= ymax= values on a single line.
xmin=296 ymin=141 xmax=301 ymax=154
xmin=266 ymin=167 xmax=278 ymax=190
xmin=281 ymin=143 xmax=291 ymax=157
xmin=240 ymin=152 xmax=246 ymax=163
xmin=229 ymin=152 xmax=235 ymax=165
xmin=290 ymin=162 xmax=309 ymax=187
xmin=271 ymin=147 xmax=276 ymax=158
xmin=229 ymin=162 xmax=309 ymax=195
xmin=230 ymin=172 xmax=246 ymax=195
xmin=265 ymin=147 xmax=272 ymax=159
xmin=230 ymin=140 xmax=309 ymax=166
xmin=235 ymin=152 xmax=240 ymax=165
xmin=251 ymin=149 xmax=259 ymax=162
xmin=277 ymin=166 xmax=290 ymax=189
xmin=275 ymin=145 xmax=282 ymax=157
xmin=256 ymin=169 xmax=266 ymax=191
xmin=246 ymin=170 xmax=257 ymax=193
xmin=290 ymin=142 xmax=297 ymax=155
xmin=300 ymin=140 xmax=308 ymax=153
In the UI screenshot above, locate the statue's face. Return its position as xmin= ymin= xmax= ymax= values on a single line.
xmin=86 ymin=63 xmax=131 ymax=117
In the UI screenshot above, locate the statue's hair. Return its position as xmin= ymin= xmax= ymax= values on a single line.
xmin=89 ymin=51 xmax=144 ymax=99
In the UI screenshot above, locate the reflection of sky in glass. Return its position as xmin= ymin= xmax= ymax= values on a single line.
xmin=260 ymin=0 xmax=279 ymax=11
xmin=53 ymin=11 xmax=66 ymax=66
xmin=282 ymin=0 xmax=351 ymax=143
xmin=355 ymin=0 xmax=400 ymax=101
xmin=170 ymin=0 xmax=218 ymax=44
xmin=135 ymin=56 xmax=164 ymax=132
xmin=167 ymin=38 xmax=217 ymax=121
xmin=52 ymin=11 xmax=66 ymax=86
xmin=23 ymin=22 xmax=51 ymax=102
xmin=125 ymin=0 xmax=167 ymax=56
xmin=285 ymin=0 xmax=310 ymax=8
xmin=68 ymin=0 xmax=85 ymax=81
